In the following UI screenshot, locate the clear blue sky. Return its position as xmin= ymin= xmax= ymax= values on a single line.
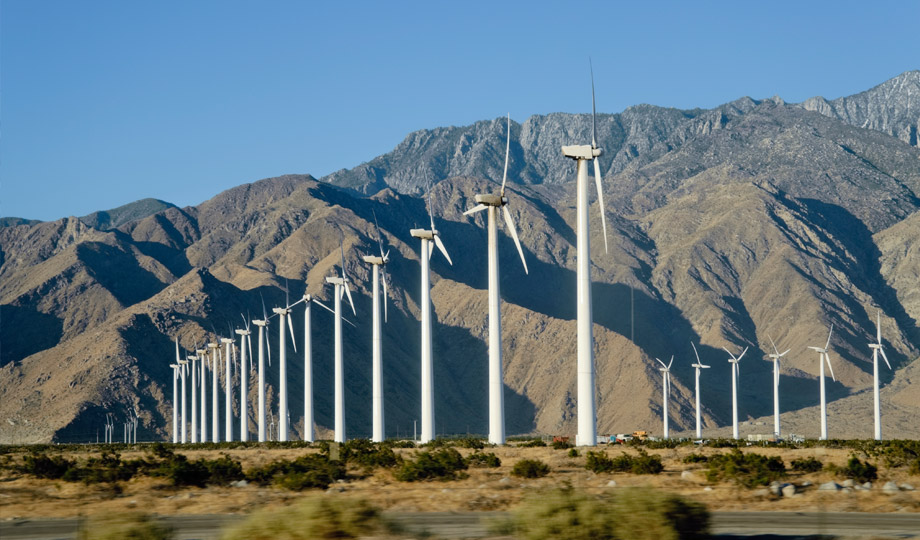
xmin=2 ymin=0 xmax=917 ymax=221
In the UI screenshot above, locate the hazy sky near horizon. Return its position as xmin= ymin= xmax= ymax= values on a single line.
xmin=2 ymin=1 xmax=918 ymax=221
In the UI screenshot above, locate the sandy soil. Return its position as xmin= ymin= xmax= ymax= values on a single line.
xmin=1 ymin=444 xmax=918 ymax=519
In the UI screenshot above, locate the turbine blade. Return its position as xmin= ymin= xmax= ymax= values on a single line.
xmin=590 ymin=57 xmax=597 ymax=148
xmin=463 ymin=204 xmax=489 ymax=217
xmin=381 ymin=270 xmax=389 ymax=323
xmin=434 ymin=235 xmax=453 ymax=265
xmin=344 ymin=283 xmax=356 ymax=317
xmin=501 ymin=113 xmax=510 ymax=196
xmin=691 ymin=342 xmax=701 ymax=364
xmin=876 ymin=310 xmax=882 ymax=344
xmin=287 ymin=313 xmax=297 ymax=353
xmin=780 ymin=348 xmax=791 ymax=357
xmin=267 ymin=335 xmax=272 ymax=367
xmin=825 ymin=324 xmax=833 ymax=352
xmin=737 ymin=347 xmax=749 ymax=362
xmin=313 ymin=298 xmax=337 ymax=317
xmin=502 ymin=205 xmax=528 ymax=274
xmin=426 ymin=178 xmax=436 ymax=232
xmin=721 ymin=346 xmax=735 ymax=360
xmin=592 ymin=158 xmax=609 ymax=254
xmin=341 ymin=316 xmax=358 ymax=329
xmin=247 ymin=335 xmax=253 ymax=372
xmin=823 ymin=352 xmax=835 ymax=382
xmin=655 ymin=357 xmax=667 ymax=369
xmin=768 ymin=335 xmax=779 ymax=356
xmin=175 ymin=338 xmax=180 ymax=364
xmin=261 ymin=292 xmax=268 ymax=321
xmin=668 ymin=355 xmax=674 ymax=369
xmin=879 ymin=347 xmax=892 ymax=370
xmin=373 ymin=209 xmax=385 ymax=259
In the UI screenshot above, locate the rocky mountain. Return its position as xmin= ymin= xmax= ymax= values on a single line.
xmin=2 ymin=72 xmax=919 ymax=444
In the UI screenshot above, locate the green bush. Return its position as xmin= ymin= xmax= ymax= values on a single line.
xmin=706 ymin=449 xmax=785 ymax=488
xmin=220 ymin=495 xmax=390 ymax=540
xmin=395 ymin=448 xmax=468 ymax=482
xmin=501 ymin=486 xmax=709 ymax=540
xmin=790 ymin=457 xmax=823 ymax=473
xmin=77 ymin=512 xmax=172 ymax=540
xmin=511 ymin=459 xmax=550 ymax=479
xmin=552 ymin=439 xmax=573 ymax=450
xmin=585 ymin=451 xmax=617 ymax=473
xmin=833 ymin=456 xmax=878 ymax=483
xmin=20 ymin=453 xmax=75 ymax=479
xmin=682 ymin=453 xmax=708 ymax=464
xmin=340 ymin=439 xmax=400 ymax=469
xmin=520 ymin=439 xmax=547 ymax=448
xmin=465 ymin=451 xmax=501 ymax=468
xmin=586 ymin=450 xmax=662 ymax=475
xmin=568 ymin=448 xmax=579 ymax=458
xmin=247 ymin=454 xmax=345 ymax=490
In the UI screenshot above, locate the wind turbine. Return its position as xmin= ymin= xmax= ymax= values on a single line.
xmin=869 ymin=311 xmax=892 ymax=440
xmin=252 ymin=299 xmax=270 ymax=442
xmin=208 ymin=342 xmax=220 ymax=443
xmin=195 ymin=347 xmax=209 ymax=442
xmin=188 ymin=352 xmax=199 ymax=443
xmin=765 ymin=337 xmax=790 ymax=439
xmin=170 ymin=362 xmax=179 ymax=443
xmin=690 ymin=342 xmax=710 ymax=439
xmin=326 ymin=240 xmax=357 ymax=443
xmin=236 ymin=319 xmax=253 ymax=442
xmin=463 ymin=114 xmax=529 ymax=446
xmin=655 ymin=356 xmax=674 ymax=439
xmin=723 ymin=346 xmax=748 ymax=439
xmin=177 ymin=345 xmax=189 ymax=444
xmin=561 ymin=62 xmax=609 ymax=446
xmin=410 ymin=182 xmax=453 ymax=443
xmin=362 ymin=211 xmax=391 ymax=443
xmin=271 ymin=286 xmax=298 ymax=443
xmin=807 ymin=325 xmax=836 ymax=440
xmin=221 ymin=333 xmax=235 ymax=442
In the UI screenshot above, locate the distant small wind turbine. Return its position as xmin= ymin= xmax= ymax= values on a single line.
xmin=207 ymin=342 xmax=220 ymax=443
xmin=177 ymin=342 xmax=189 ymax=444
xmin=253 ymin=299 xmax=270 ymax=442
xmin=170 ymin=362 xmax=180 ymax=443
xmin=463 ymin=114 xmax=529 ymax=445
xmin=410 ymin=181 xmax=453 ymax=443
xmin=236 ymin=319 xmax=253 ymax=442
xmin=690 ymin=342 xmax=710 ymax=439
xmin=765 ymin=336 xmax=790 ymax=439
xmin=807 ymin=325 xmax=836 ymax=440
xmin=188 ymin=352 xmax=200 ymax=443
xmin=561 ymin=61 xmax=609 ymax=446
xmin=723 ymin=345 xmax=748 ymax=439
xmin=655 ymin=356 xmax=674 ymax=439
xmin=221 ymin=333 xmax=235 ymax=442
xmin=362 ymin=211 xmax=391 ymax=443
xmin=325 ymin=239 xmax=358 ymax=443
xmin=271 ymin=285 xmax=299 ymax=443
xmin=869 ymin=311 xmax=892 ymax=440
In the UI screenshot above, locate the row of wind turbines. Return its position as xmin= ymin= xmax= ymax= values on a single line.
xmin=159 ymin=65 xmax=897 ymax=447
xmin=661 ymin=313 xmax=892 ymax=441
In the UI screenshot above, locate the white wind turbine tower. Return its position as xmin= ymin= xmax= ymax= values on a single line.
xmin=236 ymin=319 xmax=253 ymax=442
xmin=362 ymin=212 xmax=391 ymax=443
xmin=690 ymin=342 xmax=709 ymax=439
xmin=807 ymin=325 xmax=836 ymax=440
xmin=561 ymin=63 xmax=609 ymax=446
xmin=271 ymin=287 xmax=299 ymax=443
xmin=208 ymin=342 xmax=220 ymax=443
xmin=326 ymin=240 xmax=358 ymax=443
xmin=463 ymin=114 xmax=529 ymax=445
xmin=197 ymin=347 xmax=209 ymax=442
xmin=252 ymin=300 xmax=270 ymax=442
xmin=177 ymin=344 xmax=189 ymax=444
xmin=655 ymin=356 xmax=674 ymax=439
xmin=222 ymin=332 xmax=235 ymax=442
xmin=410 ymin=183 xmax=453 ymax=443
xmin=869 ymin=311 xmax=892 ymax=440
xmin=723 ymin=346 xmax=748 ymax=439
xmin=188 ymin=352 xmax=199 ymax=443
xmin=170 ymin=362 xmax=180 ymax=443
xmin=765 ymin=337 xmax=790 ymax=439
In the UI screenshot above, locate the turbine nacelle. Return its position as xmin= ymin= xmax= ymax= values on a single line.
xmin=410 ymin=228 xmax=438 ymax=240
xmin=473 ymin=193 xmax=508 ymax=207
xmin=691 ymin=363 xmax=710 ymax=369
xmin=362 ymin=255 xmax=386 ymax=265
xmin=562 ymin=144 xmax=602 ymax=160
xmin=220 ymin=338 xmax=233 ymax=344
xmin=272 ymin=307 xmax=291 ymax=316
xmin=252 ymin=319 xmax=268 ymax=327
xmin=235 ymin=329 xmax=251 ymax=336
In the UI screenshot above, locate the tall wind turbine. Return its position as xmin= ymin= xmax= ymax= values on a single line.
xmin=208 ymin=342 xmax=220 ymax=443
xmin=252 ymin=300 xmax=270 ymax=442
xmin=690 ymin=342 xmax=709 ymax=439
xmin=807 ymin=325 xmax=836 ymax=440
xmin=188 ymin=352 xmax=199 ymax=443
xmin=362 ymin=212 xmax=391 ymax=443
xmin=177 ymin=350 xmax=189 ymax=444
xmin=326 ymin=240 xmax=358 ymax=443
xmin=463 ymin=114 xmax=529 ymax=445
xmin=869 ymin=311 xmax=892 ymax=440
xmin=170 ymin=362 xmax=180 ymax=443
xmin=561 ymin=63 xmax=609 ymax=446
xmin=410 ymin=183 xmax=453 ymax=443
xmin=723 ymin=346 xmax=748 ymax=439
xmin=765 ymin=337 xmax=790 ymax=439
xmin=271 ymin=287 xmax=298 ymax=443
xmin=655 ymin=356 xmax=674 ymax=439
xmin=236 ymin=319 xmax=253 ymax=442
xmin=221 ymin=334 xmax=235 ymax=442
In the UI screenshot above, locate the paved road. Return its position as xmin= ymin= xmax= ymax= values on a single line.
xmin=2 ymin=511 xmax=919 ymax=539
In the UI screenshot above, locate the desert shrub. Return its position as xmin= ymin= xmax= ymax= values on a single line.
xmin=203 ymin=454 xmax=245 ymax=486
xmin=340 ymin=439 xmax=400 ymax=469
xmin=20 ymin=453 xmax=75 ymax=479
xmin=586 ymin=450 xmax=662 ymax=475
xmin=155 ymin=453 xmax=210 ymax=487
xmin=520 ymin=438 xmax=547 ymax=448
xmin=552 ymin=439 xmax=573 ymax=450
xmin=247 ymin=454 xmax=345 ymax=490
xmin=395 ymin=448 xmax=467 ymax=482
xmin=585 ymin=451 xmax=616 ymax=473
xmin=708 ymin=438 xmax=741 ymax=448
xmin=644 ymin=439 xmax=683 ymax=450
xmin=501 ymin=486 xmax=709 ymax=540
xmin=682 ymin=453 xmax=708 ymax=464
xmin=465 ymin=451 xmax=501 ymax=468
xmin=455 ymin=437 xmax=487 ymax=449
xmin=630 ymin=450 xmax=665 ymax=475
xmin=77 ymin=512 xmax=172 ymax=540
xmin=387 ymin=439 xmax=417 ymax=448
xmin=511 ymin=459 xmax=550 ymax=479
xmin=706 ymin=449 xmax=785 ymax=488
xmin=568 ymin=448 xmax=579 ymax=458
xmin=220 ymin=495 xmax=389 ymax=540
xmin=790 ymin=457 xmax=823 ymax=473
xmin=831 ymin=456 xmax=878 ymax=483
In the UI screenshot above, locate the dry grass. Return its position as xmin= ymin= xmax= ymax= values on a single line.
xmin=1 ymin=444 xmax=918 ymax=519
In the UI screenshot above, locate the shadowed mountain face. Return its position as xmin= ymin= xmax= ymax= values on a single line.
xmin=2 ymin=73 xmax=919 ymax=444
